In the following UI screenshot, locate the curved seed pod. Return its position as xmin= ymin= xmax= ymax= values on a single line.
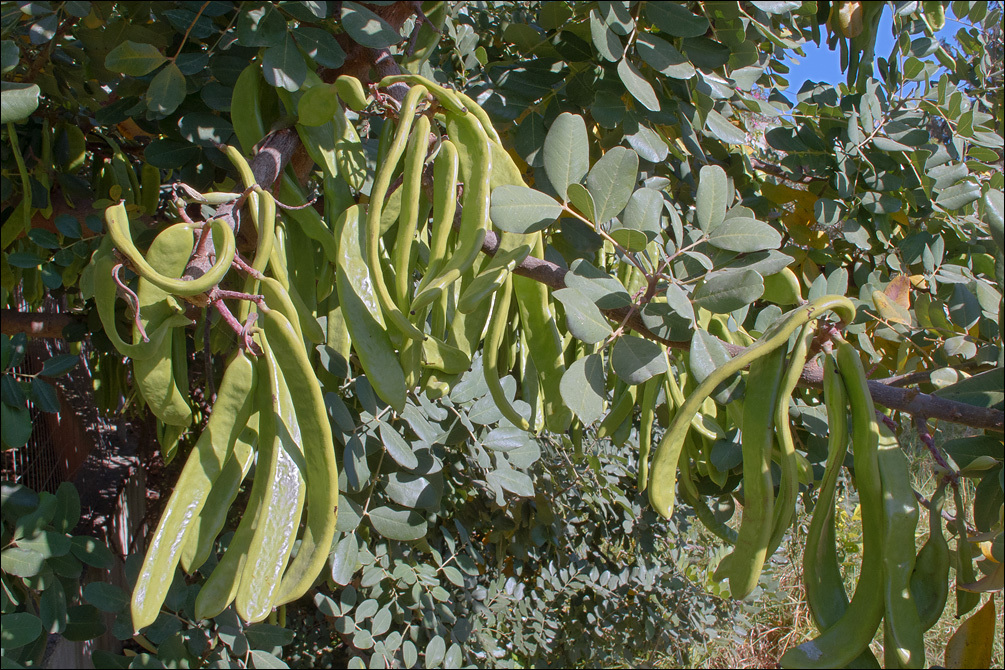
xmin=335 ymin=205 xmax=408 ymax=412
xmin=483 ymin=275 xmax=530 ymax=431
xmin=377 ymin=74 xmax=468 ymax=115
xmin=92 ymin=237 xmax=191 ymax=359
xmin=512 ymin=236 xmax=572 ymax=433
xmin=410 ymin=107 xmax=492 ymax=309
xmin=106 ymin=203 xmax=236 ymax=297
xmin=765 ymin=321 xmax=816 ymax=557
xmin=426 ymin=139 xmax=459 ymax=281
xmin=235 ymin=334 xmax=307 ymax=624
xmin=712 ymin=344 xmax=786 ymax=599
xmin=780 ymin=340 xmax=885 ymax=669
xmin=910 ymin=481 xmax=950 ymax=631
xmin=231 ymin=64 xmax=270 ymax=153
xmin=194 ymin=355 xmax=274 ymax=622
xmin=131 ymin=224 xmax=198 ymax=426
xmin=648 ymin=296 xmax=855 ymax=520
xmin=364 ymin=85 xmax=428 ymax=341
xmin=264 ymin=309 xmax=339 ymax=607
xmin=179 ymin=423 xmax=256 ymax=573
xmin=804 ymin=353 xmax=852 ymax=628
xmin=334 ymin=74 xmax=369 ymax=112
xmin=131 ymin=351 xmax=257 ymax=631
xmin=394 ymin=114 xmax=431 ymax=310
xmin=877 ymin=422 xmax=924 ymax=669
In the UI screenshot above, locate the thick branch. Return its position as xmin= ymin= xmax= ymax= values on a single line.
xmin=1 ymin=309 xmax=83 ymax=338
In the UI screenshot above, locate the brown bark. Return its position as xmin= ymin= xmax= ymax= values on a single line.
xmin=1 ymin=309 xmax=83 ymax=339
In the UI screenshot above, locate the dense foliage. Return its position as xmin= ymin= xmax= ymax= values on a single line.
xmin=1 ymin=1 xmax=1002 ymax=668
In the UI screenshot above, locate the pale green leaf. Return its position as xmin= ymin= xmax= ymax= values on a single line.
xmin=543 ymin=113 xmax=589 ymax=201
xmin=560 ymin=354 xmax=606 ymax=425
xmin=692 ymin=269 xmax=764 ymax=313
xmin=587 ymin=146 xmax=638 ymax=224
xmin=611 ymin=336 xmax=667 ymax=384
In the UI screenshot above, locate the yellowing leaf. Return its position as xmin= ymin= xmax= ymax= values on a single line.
xmin=909 ymin=274 xmax=928 ymax=290
xmin=959 ymin=561 xmax=1003 ymax=593
xmin=944 ymin=597 xmax=996 ymax=668
xmin=884 ymin=274 xmax=912 ymax=309
xmin=873 ymin=289 xmax=912 ymax=326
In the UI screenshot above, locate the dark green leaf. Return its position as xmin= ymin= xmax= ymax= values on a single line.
xmin=487 ymin=466 xmax=535 ymax=498
xmin=379 ymin=422 xmax=418 ymax=470
xmin=690 ymin=330 xmax=744 ymax=404
xmin=617 ymin=58 xmax=659 ymax=111
xmin=589 ymin=9 xmax=622 ymax=62
xmin=704 ymin=110 xmax=747 ymax=144
xmin=367 ymin=505 xmax=427 ymax=542
xmin=250 ymin=649 xmax=290 ymax=669
xmin=39 ymin=354 xmax=79 ymax=377
xmin=70 ymin=535 xmax=115 ymax=569
xmin=637 ymin=34 xmax=695 ymax=79
xmin=62 ymin=605 xmax=106 ymax=642
xmin=40 ymin=578 xmax=67 ymax=634
xmin=933 ymin=369 xmax=1004 ymax=408
xmin=341 ymin=2 xmax=401 ymax=49
xmin=0 ymin=81 xmax=40 ymax=124
xmin=707 ymin=217 xmax=782 ymax=252
xmin=52 ymin=482 xmax=79 ymax=533
xmin=1 ymin=547 xmax=44 ymax=577
xmin=245 ymin=624 xmax=294 ymax=650
xmin=237 ymin=4 xmax=288 ymax=47
xmin=104 ymin=41 xmax=166 ymax=76
xmin=0 ymin=612 xmax=42 ymax=649
xmin=84 ymin=581 xmax=129 ymax=613
xmin=1 ymin=403 xmax=32 ymax=449
xmin=425 ymin=635 xmax=446 ymax=667
xmin=293 ymin=26 xmax=346 ymax=69
xmin=145 ymin=139 xmax=199 ymax=169
xmin=262 ymin=33 xmax=307 ymax=92
xmin=646 ymin=3 xmax=709 ymax=37
xmin=936 ymin=180 xmax=981 ymax=211
xmin=330 ymin=533 xmax=359 ymax=586
xmin=682 ymin=37 xmax=731 ymax=69
xmin=553 ymin=288 xmax=613 ymax=344
xmin=16 ymin=529 xmax=70 ymax=558
xmin=145 ymin=63 xmax=186 ymax=116
xmin=587 ymin=146 xmax=638 ymax=223
xmin=695 ymin=165 xmax=728 ymax=232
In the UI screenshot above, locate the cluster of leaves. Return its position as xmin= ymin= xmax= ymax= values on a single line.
xmin=0 ymin=333 xmax=81 ymax=449
xmin=1 ymin=482 xmax=115 ymax=667
xmin=1 ymin=0 xmax=1003 ymax=667
xmin=304 ymin=361 xmax=743 ymax=667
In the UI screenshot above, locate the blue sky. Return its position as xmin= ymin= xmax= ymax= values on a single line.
xmin=784 ymin=11 xmax=959 ymax=94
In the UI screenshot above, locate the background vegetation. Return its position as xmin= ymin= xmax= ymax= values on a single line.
xmin=1 ymin=1 xmax=1002 ymax=668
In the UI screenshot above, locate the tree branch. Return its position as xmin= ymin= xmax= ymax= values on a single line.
xmin=1 ymin=309 xmax=83 ymax=338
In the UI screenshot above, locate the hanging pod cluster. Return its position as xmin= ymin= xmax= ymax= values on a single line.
xmin=780 ymin=341 xmax=950 ymax=669
xmin=98 ymin=145 xmax=338 ymax=630
xmin=334 ymin=74 xmax=574 ymax=433
xmin=638 ymin=296 xmax=952 ymax=667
